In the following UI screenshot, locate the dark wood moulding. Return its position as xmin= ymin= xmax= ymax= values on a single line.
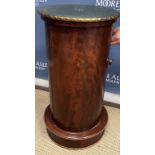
xmin=38 ymin=5 xmax=118 ymax=148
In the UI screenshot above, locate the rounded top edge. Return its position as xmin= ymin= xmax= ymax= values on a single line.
xmin=38 ymin=4 xmax=119 ymax=22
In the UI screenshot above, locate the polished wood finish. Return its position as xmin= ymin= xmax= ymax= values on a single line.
xmin=40 ymin=16 xmax=116 ymax=148
xmin=45 ymin=105 xmax=108 ymax=148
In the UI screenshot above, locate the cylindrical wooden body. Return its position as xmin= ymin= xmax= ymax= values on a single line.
xmin=45 ymin=20 xmax=114 ymax=131
xmin=40 ymin=14 xmax=116 ymax=147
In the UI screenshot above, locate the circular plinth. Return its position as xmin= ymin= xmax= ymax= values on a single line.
xmin=44 ymin=105 xmax=108 ymax=148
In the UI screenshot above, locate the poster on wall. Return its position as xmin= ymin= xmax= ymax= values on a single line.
xmin=35 ymin=0 xmax=120 ymax=103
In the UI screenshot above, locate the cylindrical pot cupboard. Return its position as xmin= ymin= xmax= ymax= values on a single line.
xmin=38 ymin=5 xmax=119 ymax=148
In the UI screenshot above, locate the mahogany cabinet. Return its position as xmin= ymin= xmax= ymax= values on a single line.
xmin=38 ymin=5 xmax=119 ymax=148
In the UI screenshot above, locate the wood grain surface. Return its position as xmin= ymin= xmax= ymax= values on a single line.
xmin=35 ymin=89 xmax=120 ymax=155
xmin=40 ymin=15 xmax=116 ymax=147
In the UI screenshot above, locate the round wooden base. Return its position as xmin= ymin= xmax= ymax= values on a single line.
xmin=44 ymin=105 xmax=108 ymax=148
